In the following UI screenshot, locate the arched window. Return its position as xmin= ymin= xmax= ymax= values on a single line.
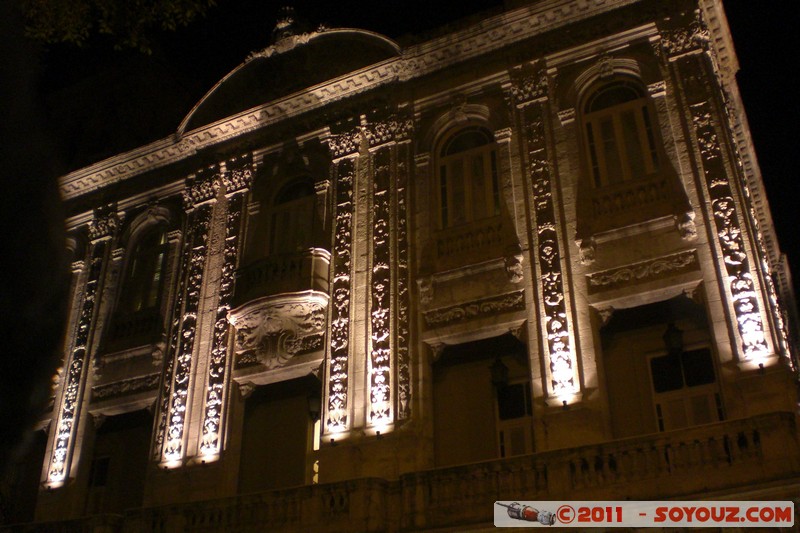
xmin=437 ymin=127 xmax=500 ymax=228
xmin=269 ymin=179 xmax=315 ymax=254
xmin=119 ymin=228 xmax=168 ymax=313
xmin=582 ymin=81 xmax=660 ymax=187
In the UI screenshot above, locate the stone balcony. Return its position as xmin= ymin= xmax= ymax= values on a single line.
xmin=101 ymin=309 xmax=163 ymax=354
xmin=233 ymin=248 xmax=330 ymax=308
xmin=6 ymin=412 xmax=799 ymax=532
xmin=588 ymin=173 xmax=675 ymax=235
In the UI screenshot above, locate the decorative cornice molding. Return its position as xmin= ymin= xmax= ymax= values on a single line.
xmin=586 ymin=250 xmax=699 ymax=294
xmin=91 ymin=373 xmax=160 ymax=401
xmin=59 ymin=0 xmax=642 ymax=200
xmin=423 ymin=290 xmax=525 ymax=328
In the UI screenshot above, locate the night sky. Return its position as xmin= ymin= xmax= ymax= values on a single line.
xmin=37 ymin=0 xmax=800 ymax=278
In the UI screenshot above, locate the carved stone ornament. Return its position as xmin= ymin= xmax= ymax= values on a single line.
xmin=238 ymin=382 xmax=257 ymax=400
xmin=394 ymin=142 xmax=412 ymax=421
xmin=578 ymin=237 xmax=596 ymax=265
xmin=675 ymin=211 xmax=698 ymax=240
xmin=200 ymin=187 xmax=249 ymax=458
xmin=587 ymin=250 xmax=700 ymax=294
xmin=48 ymin=238 xmax=110 ymax=483
xmin=504 ymin=245 xmax=524 ymax=283
xmin=423 ymin=290 xmax=525 ymax=328
xmin=659 ymin=12 xmax=710 ymax=58
xmin=428 ymin=343 xmax=446 ymax=362
xmin=153 ymin=200 xmax=213 ymax=462
xmin=327 ymin=116 xmax=413 ymax=158
xmin=517 ymin=96 xmax=578 ymax=398
xmin=88 ymin=206 xmax=121 ymax=241
xmin=595 ymin=307 xmax=615 ymax=327
xmin=229 ymin=292 xmax=328 ymax=370
xmin=509 ymin=64 xmax=548 ymax=106
xmin=417 ymin=276 xmax=434 ymax=307
xmin=183 ymin=168 xmax=221 ymax=208
xmin=683 ymin=63 xmax=768 ymax=360
xmin=369 ymin=146 xmax=392 ymax=425
xmin=326 ymin=157 xmax=354 ymax=431
xmin=223 ymin=165 xmax=254 ymax=194
xmin=91 ymin=373 xmax=160 ymax=401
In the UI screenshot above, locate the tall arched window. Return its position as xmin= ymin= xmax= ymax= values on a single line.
xmin=582 ymin=81 xmax=660 ymax=188
xmin=269 ymin=179 xmax=315 ymax=254
xmin=119 ymin=228 xmax=168 ymax=313
xmin=437 ymin=127 xmax=500 ymax=228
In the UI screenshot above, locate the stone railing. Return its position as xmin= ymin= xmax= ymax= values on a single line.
xmin=102 ymin=310 xmax=162 ymax=353
xmin=7 ymin=413 xmax=798 ymax=533
xmin=233 ymin=248 xmax=330 ymax=307
xmin=434 ymin=217 xmax=505 ymax=270
xmin=591 ymin=174 xmax=671 ymax=221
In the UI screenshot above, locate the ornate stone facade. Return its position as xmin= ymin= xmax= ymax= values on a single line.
xmin=21 ymin=1 xmax=799 ymax=530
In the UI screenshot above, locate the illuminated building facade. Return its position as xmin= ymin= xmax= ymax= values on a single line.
xmin=6 ymin=0 xmax=800 ymax=529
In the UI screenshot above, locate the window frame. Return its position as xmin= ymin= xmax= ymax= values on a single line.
xmin=267 ymin=178 xmax=316 ymax=256
xmin=118 ymin=227 xmax=169 ymax=315
xmin=581 ymin=81 xmax=662 ymax=188
xmin=436 ymin=126 xmax=501 ymax=230
xmin=647 ymin=345 xmax=724 ymax=433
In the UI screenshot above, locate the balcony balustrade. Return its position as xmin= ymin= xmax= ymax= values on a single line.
xmin=5 ymin=412 xmax=797 ymax=532
xmin=233 ymin=248 xmax=330 ymax=308
xmin=589 ymin=174 xmax=674 ymax=234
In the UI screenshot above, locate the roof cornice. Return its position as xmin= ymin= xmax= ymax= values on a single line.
xmin=60 ymin=0 xmax=643 ymax=201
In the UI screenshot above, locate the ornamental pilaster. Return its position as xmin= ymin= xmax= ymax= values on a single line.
xmin=322 ymin=131 xmax=357 ymax=434
xmin=322 ymin=113 xmax=414 ymax=437
xmin=509 ymin=65 xmax=581 ymax=405
xmin=153 ymin=168 xmax=218 ymax=465
xmin=45 ymin=208 xmax=119 ymax=487
xmin=667 ymin=45 xmax=775 ymax=368
xmin=196 ymin=158 xmax=253 ymax=459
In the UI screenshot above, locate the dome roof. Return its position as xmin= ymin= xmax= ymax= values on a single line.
xmin=179 ymin=28 xmax=400 ymax=134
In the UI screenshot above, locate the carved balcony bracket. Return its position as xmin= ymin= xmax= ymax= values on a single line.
xmin=229 ymin=291 xmax=328 ymax=371
xmin=238 ymin=381 xmax=257 ymax=400
xmin=504 ymin=244 xmax=524 ymax=283
xmin=427 ymin=342 xmax=446 ymax=363
xmin=417 ymin=276 xmax=434 ymax=308
xmin=594 ymin=306 xmax=615 ymax=327
xmin=675 ymin=211 xmax=698 ymax=240
xmin=578 ymin=237 xmax=596 ymax=265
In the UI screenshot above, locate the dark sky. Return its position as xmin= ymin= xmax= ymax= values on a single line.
xmin=37 ymin=0 xmax=799 ymax=271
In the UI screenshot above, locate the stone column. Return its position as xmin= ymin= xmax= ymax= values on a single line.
xmin=509 ymin=65 xmax=582 ymax=406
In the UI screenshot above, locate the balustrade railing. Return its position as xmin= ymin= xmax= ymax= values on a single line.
xmin=591 ymin=174 xmax=671 ymax=220
xmin=233 ymin=248 xmax=330 ymax=307
xmin=102 ymin=309 xmax=162 ymax=353
xmin=435 ymin=217 xmax=504 ymax=259
xmin=6 ymin=413 xmax=797 ymax=533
